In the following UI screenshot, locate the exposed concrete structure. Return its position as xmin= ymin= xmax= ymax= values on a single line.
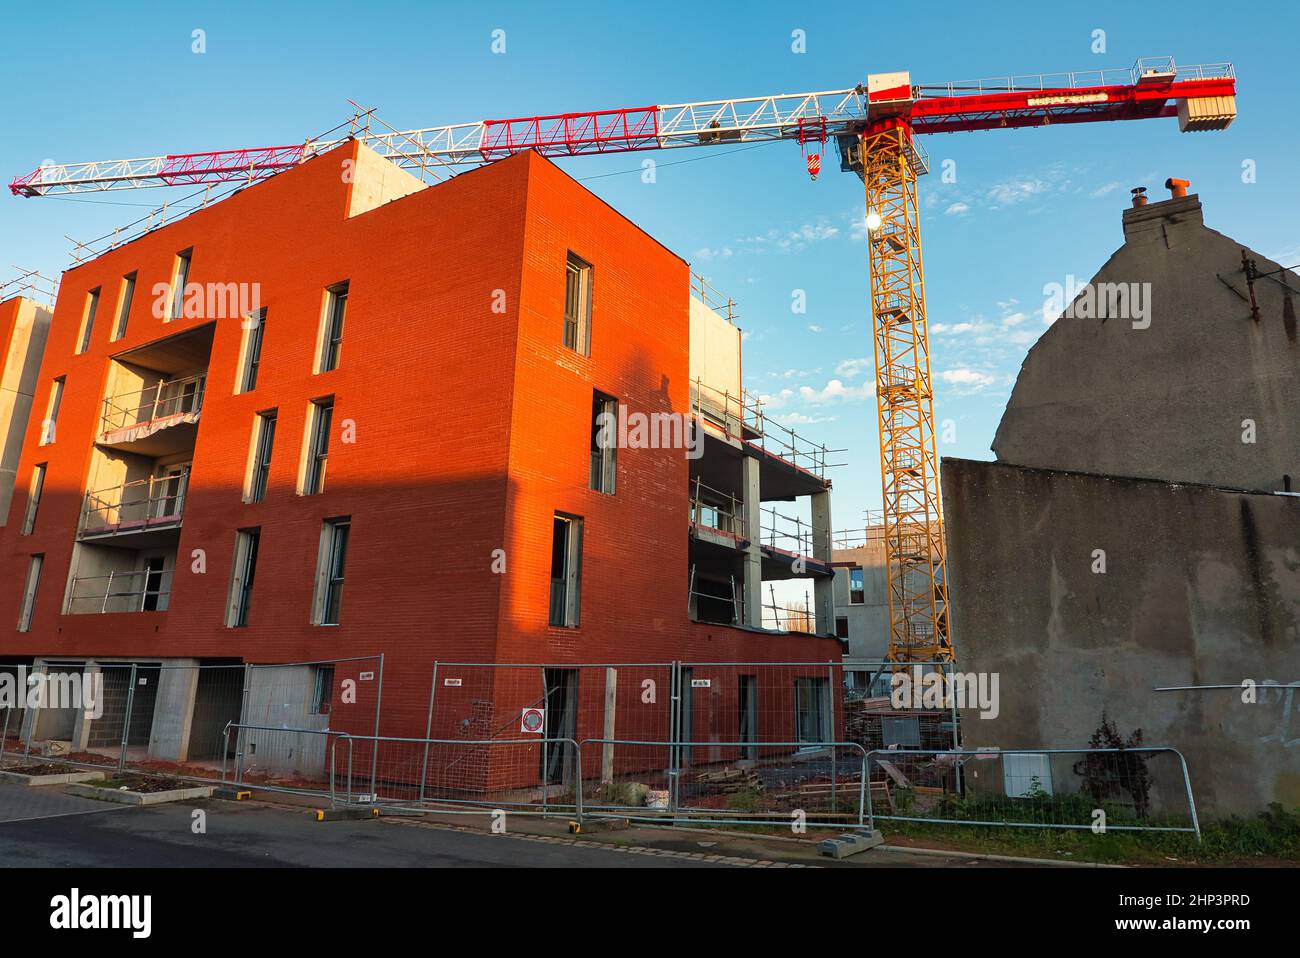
xmin=831 ymin=530 xmax=890 ymax=689
xmin=944 ymin=185 xmax=1300 ymax=818
xmin=944 ymin=460 xmax=1300 ymax=816
xmin=994 ymin=191 xmax=1299 ymax=493
xmin=687 ymin=297 xmax=836 ymax=635
xmin=0 ymin=296 xmax=52 ymax=524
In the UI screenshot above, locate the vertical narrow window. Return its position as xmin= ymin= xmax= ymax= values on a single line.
xmin=589 ymin=391 xmax=617 ymax=494
xmin=794 ymin=677 xmax=830 ymax=746
xmin=142 ymin=556 xmax=167 ymax=611
xmin=738 ymin=674 xmax=758 ymax=761
xmin=22 ymin=464 xmax=46 ymax=535
xmin=238 ymin=309 xmax=266 ymax=393
xmin=18 ymin=555 xmax=43 ymax=632
xmin=303 ymin=399 xmax=333 ymax=495
xmin=247 ymin=411 xmax=277 ymax=503
xmin=548 ymin=513 xmax=583 ymax=628
xmin=170 ymin=249 xmax=192 ymax=320
xmin=849 ymin=567 xmax=865 ymax=605
xmin=77 ymin=288 xmax=100 ymax=354
xmin=314 ymin=517 xmax=350 ymax=625
xmin=112 ymin=273 xmax=136 ymax=341
xmin=312 ymin=664 xmax=335 ymax=714
xmin=40 ymin=377 xmax=64 ymax=446
xmin=227 ymin=528 xmax=260 ymax=627
xmin=318 ymin=283 xmax=348 ymax=373
xmin=563 ymin=253 xmax=592 ymax=355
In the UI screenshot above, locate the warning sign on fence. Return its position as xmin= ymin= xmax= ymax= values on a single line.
xmin=520 ymin=707 xmax=545 ymax=733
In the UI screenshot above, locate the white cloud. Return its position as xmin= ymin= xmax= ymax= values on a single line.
xmin=938 ymin=368 xmax=996 ymax=389
xmin=944 ymin=202 xmax=970 ymax=216
xmin=694 ymin=247 xmax=733 ymax=262
xmin=757 ymin=387 xmax=794 ymax=409
xmin=1000 ymin=312 xmax=1027 ymax=327
xmin=835 ymin=357 xmax=871 ymax=379
xmin=930 ymin=321 xmax=983 ymax=336
xmin=739 ymin=218 xmax=841 ymax=253
xmin=1090 ymin=181 xmax=1121 ymax=198
xmin=987 ymin=177 xmax=1048 ymax=206
xmin=807 ymin=324 xmax=823 ymax=333
xmin=779 ymin=412 xmax=837 ymax=426
xmin=798 ymin=378 xmax=874 ymax=404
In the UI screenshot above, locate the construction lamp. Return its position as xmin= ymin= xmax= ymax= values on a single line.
xmin=865 ymin=209 xmax=882 ymax=232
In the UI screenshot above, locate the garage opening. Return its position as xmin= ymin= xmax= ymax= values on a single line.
xmin=188 ymin=664 xmax=245 ymax=761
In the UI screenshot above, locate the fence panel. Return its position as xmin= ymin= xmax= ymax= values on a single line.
xmin=0 ymin=655 xmax=382 ymax=796
xmin=419 ymin=662 xmax=675 ymax=805
xmin=332 ymin=733 xmax=583 ymax=815
xmin=865 ymin=747 xmax=1200 ymax=838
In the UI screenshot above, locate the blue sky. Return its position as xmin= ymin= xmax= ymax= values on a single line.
xmin=2 ymin=1 xmax=1296 ymax=530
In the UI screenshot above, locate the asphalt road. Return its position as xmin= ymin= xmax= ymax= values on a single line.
xmin=0 ymin=783 xmax=1015 ymax=868
xmin=0 ymin=798 xmax=734 ymax=868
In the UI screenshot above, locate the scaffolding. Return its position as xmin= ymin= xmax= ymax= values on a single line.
xmin=689 ymin=271 xmax=738 ymax=324
xmin=689 ymin=377 xmax=844 ymax=481
xmin=0 ymin=267 xmax=59 ymax=307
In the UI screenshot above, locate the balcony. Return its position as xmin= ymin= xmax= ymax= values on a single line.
xmin=688 ymin=478 xmax=748 ymax=553
xmin=97 ymin=374 xmax=205 ymax=455
xmin=67 ymin=567 xmax=172 ymax=614
xmin=79 ymin=474 xmax=188 ymax=543
xmin=759 ymin=505 xmax=832 ymax=580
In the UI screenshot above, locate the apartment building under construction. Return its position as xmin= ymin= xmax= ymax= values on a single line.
xmin=0 ymin=141 xmax=842 ymax=779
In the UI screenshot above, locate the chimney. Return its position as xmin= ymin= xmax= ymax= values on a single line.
xmin=1123 ymin=180 xmax=1203 ymax=242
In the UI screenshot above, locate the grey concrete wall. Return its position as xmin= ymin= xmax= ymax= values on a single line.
xmin=242 ymin=665 xmax=331 ymax=780
xmin=993 ymin=195 xmax=1300 ymax=494
xmin=0 ymin=298 xmax=51 ymax=524
xmin=942 ymin=456 xmax=1300 ymax=818
xmin=832 ymin=540 xmax=890 ymax=668
xmin=149 ymin=660 xmax=200 ymax=761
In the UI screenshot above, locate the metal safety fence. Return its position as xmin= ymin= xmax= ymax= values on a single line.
xmin=0 ymin=656 xmax=383 ymax=793
xmin=864 ymin=747 xmax=1201 ymax=839
xmin=312 ymin=660 xmax=957 ymax=829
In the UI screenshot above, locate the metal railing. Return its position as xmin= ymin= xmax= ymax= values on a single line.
xmin=689 ymin=477 xmax=746 ymax=539
xmin=864 ymin=747 xmax=1200 ymax=840
xmin=690 ymin=271 xmax=737 ymax=324
xmin=79 ymin=474 xmax=188 ymax=537
xmin=917 ymin=58 xmax=1233 ymax=98
xmin=689 ymin=378 xmax=844 ymax=481
xmin=100 ymin=373 xmax=205 ymax=435
xmin=0 ymin=267 xmax=59 ymax=307
xmin=66 ymin=568 xmax=173 ymax=614
xmin=760 ymin=504 xmax=828 ymax=560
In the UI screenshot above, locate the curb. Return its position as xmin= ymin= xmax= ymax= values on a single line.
xmin=65 ymin=783 xmax=216 ymax=806
xmin=881 ymin=843 xmax=1126 ymax=867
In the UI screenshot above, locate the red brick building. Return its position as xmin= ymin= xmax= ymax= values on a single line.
xmin=0 ymin=142 xmax=840 ymax=791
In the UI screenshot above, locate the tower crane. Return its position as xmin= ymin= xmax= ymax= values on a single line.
xmin=8 ymin=56 xmax=1237 ymax=664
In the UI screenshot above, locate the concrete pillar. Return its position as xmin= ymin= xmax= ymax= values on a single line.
xmin=601 ymin=667 xmax=617 ymax=783
xmin=811 ymin=489 xmax=834 ymax=635
xmin=68 ymin=661 xmax=98 ymax=752
xmin=18 ymin=661 xmax=44 ymax=745
xmin=741 ymin=456 xmax=763 ymax=627
xmin=149 ymin=659 xmax=200 ymax=762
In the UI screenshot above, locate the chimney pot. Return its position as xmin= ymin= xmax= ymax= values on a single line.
xmin=1165 ymin=177 xmax=1190 ymax=198
xmin=1130 ymin=186 xmax=1148 ymax=208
